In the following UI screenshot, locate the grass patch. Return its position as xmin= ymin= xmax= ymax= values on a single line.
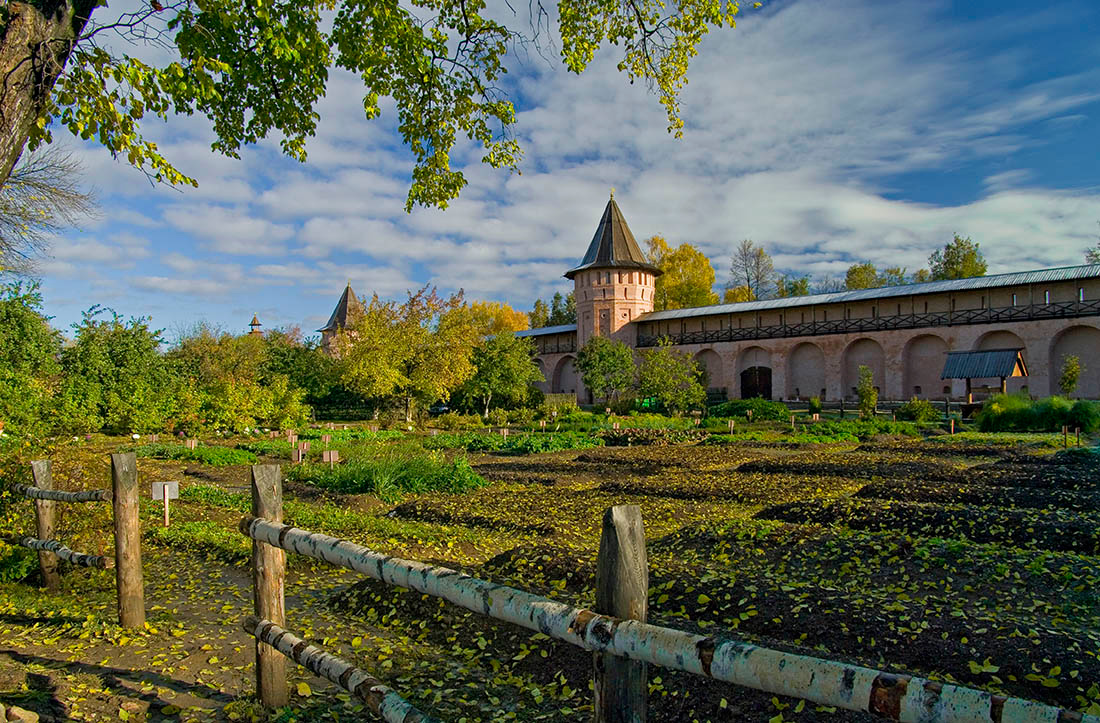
xmin=927 ymin=431 xmax=1066 ymax=448
xmin=146 ymin=521 xmax=250 ymax=563
xmin=179 ymin=484 xmax=487 ymax=545
xmin=284 ymin=448 xmax=486 ymax=500
xmin=128 ymin=443 xmax=257 ymax=466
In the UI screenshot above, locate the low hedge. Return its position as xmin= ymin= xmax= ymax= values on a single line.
xmin=709 ymin=398 xmax=790 ymax=421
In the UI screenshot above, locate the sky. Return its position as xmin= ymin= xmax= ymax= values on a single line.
xmin=29 ymin=0 xmax=1100 ymax=340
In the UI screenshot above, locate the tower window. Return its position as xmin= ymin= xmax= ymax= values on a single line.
xmin=1044 ymin=290 xmax=1050 ymax=304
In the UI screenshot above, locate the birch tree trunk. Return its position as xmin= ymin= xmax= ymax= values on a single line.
xmin=0 ymin=1 xmax=94 ymax=185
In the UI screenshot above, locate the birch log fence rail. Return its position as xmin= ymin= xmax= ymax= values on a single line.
xmin=239 ymin=463 xmax=1100 ymax=723
xmin=8 ymin=455 xmax=146 ymax=628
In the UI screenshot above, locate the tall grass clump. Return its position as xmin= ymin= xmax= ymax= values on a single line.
xmin=976 ymin=394 xmax=1100 ymax=433
xmin=895 ymin=396 xmax=940 ymax=423
xmin=284 ymin=448 xmax=486 ymax=501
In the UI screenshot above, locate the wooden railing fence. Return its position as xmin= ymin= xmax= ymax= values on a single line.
xmin=8 ymin=455 xmax=146 ymax=628
xmin=239 ymin=464 xmax=1099 ymax=723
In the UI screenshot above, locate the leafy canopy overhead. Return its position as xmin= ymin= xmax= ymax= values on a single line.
xmin=22 ymin=0 xmax=760 ymax=209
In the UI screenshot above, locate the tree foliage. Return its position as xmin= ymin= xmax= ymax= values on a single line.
xmin=929 ymin=234 xmax=987 ymax=280
xmin=0 ymin=147 xmax=95 ymax=274
xmin=467 ymin=300 xmax=528 ymax=337
xmin=0 ymin=281 xmax=61 ymax=435
xmin=528 ymin=299 xmax=550 ymax=329
xmin=775 ymin=275 xmax=810 ymax=297
xmin=1086 ymin=223 xmax=1100 ymax=264
xmin=457 ymin=332 xmax=543 ymax=416
xmin=1 ymin=0 xmax=759 ymax=204
xmin=335 ymin=286 xmax=478 ymax=421
xmin=728 ymin=239 xmax=775 ymax=300
xmin=722 ymin=285 xmax=755 ymax=303
xmin=1059 ymin=355 xmax=1082 ymax=397
xmin=576 ymin=336 xmax=636 ymax=402
xmin=646 ymin=235 xmax=719 ymax=310
xmin=636 ymin=340 xmax=704 ymax=414
xmin=58 ymin=306 xmax=173 ymax=433
xmin=845 ymin=262 xmax=879 ymax=290
xmin=856 ymin=365 xmax=877 ymax=419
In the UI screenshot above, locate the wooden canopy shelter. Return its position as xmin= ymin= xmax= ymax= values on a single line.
xmin=941 ymin=348 xmax=1028 ymax=402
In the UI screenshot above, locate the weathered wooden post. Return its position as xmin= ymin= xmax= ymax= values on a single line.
xmin=594 ymin=505 xmax=648 ymax=722
xmin=110 ymin=453 xmax=145 ymax=628
xmin=1076 ymin=427 xmax=1081 ymax=447
xmin=30 ymin=461 xmax=60 ymax=592
xmin=1063 ymin=425 xmax=1069 ymax=448
xmin=250 ymin=465 xmax=287 ymax=708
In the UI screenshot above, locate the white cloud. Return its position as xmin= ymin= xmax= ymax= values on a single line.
xmin=162 ymin=204 xmax=294 ymax=255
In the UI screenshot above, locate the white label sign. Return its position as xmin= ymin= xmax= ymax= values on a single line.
xmin=152 ymin=480 xmax=179 ymax=500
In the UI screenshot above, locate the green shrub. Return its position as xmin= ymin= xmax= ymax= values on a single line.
xmin=976 ymin=394 xmax=1100 ymax=433
xmin=128 ymin=443 xmax=257 ymax=466
xmin=486 ymin=408 xmax=509 ymax=427
xmin=432 ymin=412 xmax=484 ymax=431
xmin=807 ymin=396 xmax=823 ymax=415
xmin=710 ymin=398 xmax=790 ymax=421
xmin=539 ymin=395 xmax=580 ymax=418
xmin=0 ymin=541 xmax=35 ymax=583
xmin=506 ymin=408 xmax=536 ymax=426
xmin=856 ymin=365 xmax=878 ymax=419
xmin=895 ymin=396 xmax=940 ymax=423
xmin=283 ymin=448 xmax=487 ymax=501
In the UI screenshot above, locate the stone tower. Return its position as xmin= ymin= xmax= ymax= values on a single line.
xmin=565 ymin=193 xmax=661 ymax=347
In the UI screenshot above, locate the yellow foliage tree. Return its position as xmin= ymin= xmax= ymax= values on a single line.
xmin=645 ymin=235 xmax=719 ymax=310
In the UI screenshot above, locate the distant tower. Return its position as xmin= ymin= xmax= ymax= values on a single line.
xmin=318 ymin=282 xmax=364 ymax=353
xmin=565 ymin=191 xmax=661 ymax=347
xmin=248 ymin=314 xmax=263 ymax=335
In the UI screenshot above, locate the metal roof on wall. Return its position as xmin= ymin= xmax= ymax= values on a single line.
xmin=638 ymin=264 xmax=1100 ymax=322
xmin=941 ymin=349 xmax=1028 ymax=379
xmin=515 ymin=324 xmax=577 ymax=338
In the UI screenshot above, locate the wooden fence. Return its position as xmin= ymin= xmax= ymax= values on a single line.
xmin=9 ymin=455 xmax=146 ymax=628
xmin=239 ymin=464 xmax=1099 ymax=723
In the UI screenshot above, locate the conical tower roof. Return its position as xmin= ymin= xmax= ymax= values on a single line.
xmin=564 ymin=194 xmax=662 ymax=279
xmin=318 ymin=283 xmax=364 ymax=332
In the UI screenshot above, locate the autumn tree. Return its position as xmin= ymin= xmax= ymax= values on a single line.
xmin=636 ymin=340 xmax=705 ymax=414
xmin=728 ymin=240 xmax=775 ymax=300
xmin=845 ymin=262 xmax=880 ymax=290
xmin=575 ymin=336 xmax=636 ymax=402
xmin=879 ymin=266 xmax=910 ymax=286
xmin=929 ymin=235 xmax=987 ymax=280
xmin=467 ymin=300 xmax=528 ymax=337
xmin=457 ymin=332 xmax=543 ymax=416
xmin=645 ymin=235 xmax=719 ymax=310
xmin=0 ymin=147 xmax=95 ymax=273
xmin=334 ymin=286 xmax=478 ymax=422
xmin=1086 ymin=223 xmax=1100 ymax=264
xmin=0 ymin=1 xmax=757 ymax=202
xmin=722 ymin=285 xmax=755 ymax=303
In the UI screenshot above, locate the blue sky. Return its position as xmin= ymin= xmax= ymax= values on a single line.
xmin=31 ymin=0 xmax=1100 ymax=340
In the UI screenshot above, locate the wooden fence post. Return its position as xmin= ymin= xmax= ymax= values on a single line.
xmin=594 ymin=505 xmax=648 ymax=722
xmin=250 ymin=465 xmax=287 ymax=708
xmin=30 ymin=460 xmax=60 ymax=592
xmin=111 ymin=453 xmax=145 ymax=628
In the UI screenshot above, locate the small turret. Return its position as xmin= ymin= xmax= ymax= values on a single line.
xmin=248 ymin=314 xmax=262 ymax=335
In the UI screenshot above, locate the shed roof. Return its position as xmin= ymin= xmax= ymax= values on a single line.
xmin=515 ymin=324 xmax=577 ymax=338
xmin=941 ymin=349 xmax=1028 ymax=380
xmin=564 ymin=195 xmax=661 ymax=279
xmin=639 ymin=264 xmax=1100 ymax=322
xmin=318 ymin=283 xmax=364 ymax=333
